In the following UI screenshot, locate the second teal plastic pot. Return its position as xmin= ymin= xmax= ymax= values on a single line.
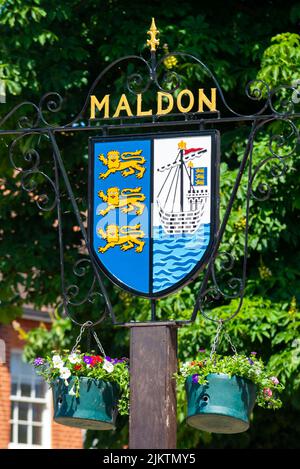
xmin=185 ymin=373 xmax=257 ymax=434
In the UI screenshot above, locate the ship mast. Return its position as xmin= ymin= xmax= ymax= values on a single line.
xmin=188 ymin=161 xmax=193 ymax=210
xmin=178 ymin=140 xmax=186 ymax=212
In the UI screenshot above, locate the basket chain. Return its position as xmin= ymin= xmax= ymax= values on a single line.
xmin=210 ymin=320 xmax=237 ymax=358
xmin=71 ymin=320 xmax=106 ymax=356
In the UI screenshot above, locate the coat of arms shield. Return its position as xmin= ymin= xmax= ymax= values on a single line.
xmin=88 ymin=131 xmax=219 ymax=298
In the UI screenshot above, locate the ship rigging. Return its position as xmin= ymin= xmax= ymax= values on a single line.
xmin=157 ymin=140 xmax=209 ymax=235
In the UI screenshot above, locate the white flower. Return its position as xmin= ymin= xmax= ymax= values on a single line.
xmin=59 ymin=367 xmax=71 ymax=381
xmin=180 ymin=363 xmax=190 ymax=376
xmin=68 ymin=385 xmax=76 ymax=396
xmin=68 ymin=353 xmax=81 ymax=364
xmin=103 ymin=360 xmax=114 ymax=373
xmin=52 ymin=354 xmax=64 ymax=369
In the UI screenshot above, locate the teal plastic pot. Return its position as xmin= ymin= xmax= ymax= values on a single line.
xmin=185 ymin=373 xmax=257 ymax=434
xmin=52 ymin=376 xmax=119 ymax=430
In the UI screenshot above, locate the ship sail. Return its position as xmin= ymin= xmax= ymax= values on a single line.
xmin=157 ymin=140 xmax=208 ymax=235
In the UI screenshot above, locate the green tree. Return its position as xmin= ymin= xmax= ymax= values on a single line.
xmin=1 ymin=0 xmax=300 ymax=449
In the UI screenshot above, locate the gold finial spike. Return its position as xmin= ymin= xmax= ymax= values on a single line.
xmin=147 ymin=17 xmax=160 ymax=52
xmin=178 ymin=140 xmax=187 ymax=150
xmin=188 ymin=161 xmax=194 ymax=168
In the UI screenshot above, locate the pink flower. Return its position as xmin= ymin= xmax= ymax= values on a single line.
xmin=270 ymin=376 xmax=279 ymax=385
xmin=263 ymin=388 xmax=273 ymax=398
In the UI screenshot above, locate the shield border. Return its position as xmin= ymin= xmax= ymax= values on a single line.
xmin=88 ymin=130 xmax=220 ymax=299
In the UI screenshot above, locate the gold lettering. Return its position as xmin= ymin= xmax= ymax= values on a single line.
xmin=198 ymin=88 xmax=217 ymax=112
xmin=90 ymin=95 xmax=110 ymax=119
xmin=90 ymin=88 xmax=215 ymax=119
xmin=157 ymin=92 xmax=174 ymax=115
xmin=177 ymin=89 xmax=194 ymax=113
xmin=137 ymin=94 xmax=152 ymax=116
xmin=113 ymin=94 xmax=133 ymax=118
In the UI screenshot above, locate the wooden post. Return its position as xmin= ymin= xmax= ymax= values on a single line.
xmin=128 ymin=323 xmax=178 ymax=449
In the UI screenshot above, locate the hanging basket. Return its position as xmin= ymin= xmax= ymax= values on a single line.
xmin=52 ymin=376 xmax=119 ymax=430
xmin=185 ymin=373 xmax=257 ymax=434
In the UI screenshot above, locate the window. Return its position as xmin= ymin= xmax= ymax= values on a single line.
xmin=9 ymin=350 xmax=51 ymax=449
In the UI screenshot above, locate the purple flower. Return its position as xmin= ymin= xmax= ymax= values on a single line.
xmin=247 ymin=358 xmax=254 ymax=365
xmin=34 ymin=357 xmax=44 ymax=366
xmin=250 ymin=352 xmax=257 ymax=356
xmin=112 ymin=359 xmax=124 ymax=364
xmin=83 ymin=355 xmax=93 ymax=365
xmin=198 ymin=349 xmax=206 ymax=353
xmin=105 ymin=356 xmax=112 ymax=362
xmin=192 ymin=374 xmax=199 ymax=384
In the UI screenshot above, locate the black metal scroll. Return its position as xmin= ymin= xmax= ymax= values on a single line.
xmin=1 ymin=44 xmax=299 ymax=326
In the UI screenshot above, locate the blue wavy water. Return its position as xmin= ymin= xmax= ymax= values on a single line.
xmin=153 ymin=224 xmax=210 ymax=292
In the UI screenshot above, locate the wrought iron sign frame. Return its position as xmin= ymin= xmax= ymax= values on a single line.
xmin=1 ymin=19 xmax=299 ymax=329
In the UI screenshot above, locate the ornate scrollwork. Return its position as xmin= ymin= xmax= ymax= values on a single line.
xmin=38 ymin=92 xmax=64 ymax=126
xmin=192 ymin=125 xmax=255 ymax=324
xmin=20 ymin=170 xmax=58 ymax=212
xmin=268 ymin=84 xmax=300 ymax=115
xmin=62 ymin=258 xmax=107 ymax=326
xmin=1 ymin=39 xmax=299 ymax=326
xmin=153 ymin=52 xmax=271 ymax=116
xmin=250 ymin=119 xmax=299 ymax=201
xmin=211 ymin=252 xmax=244 ymax=300
xmin=197 ymin=250 xmax=247 ymax=323
xmin=7 ymin=131 xmax=109 ymax=326
xmin=245 ymin=79 xmax=270 ymax=102
xmin=152 ymin=54 xmax=183 ymax=94
xmin=9 ymin=132 xmax=58 ymax=211
xmin=194 ymin=110 xmax=297 ymax=324
xmin=65 ymin=259 xmax=98 ymax=306
xmin=268 ymin=119 xmax=298 ymax=157
xmin=126 ymin=72 xmax=151 ymax=95
xmin=250 ymin=156 xmax=288 ymax=202
xmin=0 ymin=102 xmax=40 ymax=130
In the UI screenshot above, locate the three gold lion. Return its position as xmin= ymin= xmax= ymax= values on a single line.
xmin=98 ymin=187 xmax=145 ymax=216
xmin=98 ymin=224 xmax=145 ymax=253
xmin=97 ymin=149 xmax=146 ymax=255
xmin=98 ymin=150 xmax=146 ymax=179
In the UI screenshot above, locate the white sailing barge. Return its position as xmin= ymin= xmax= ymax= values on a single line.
xmin=157 ymin=140 xmax=209 ymax=235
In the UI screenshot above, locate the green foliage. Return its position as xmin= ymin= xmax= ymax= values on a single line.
xmin=257 ymin=32 xmax=300 ymax=89
xmin=176 ymin=353 xmax=284 ymax=409
xmin=178 ymin=296 xmax=300 ymax=383
xmin=0 ymin=285 xmax=22 ymax=323
xmin=22 ymin=315 xmax=73 ymax=362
